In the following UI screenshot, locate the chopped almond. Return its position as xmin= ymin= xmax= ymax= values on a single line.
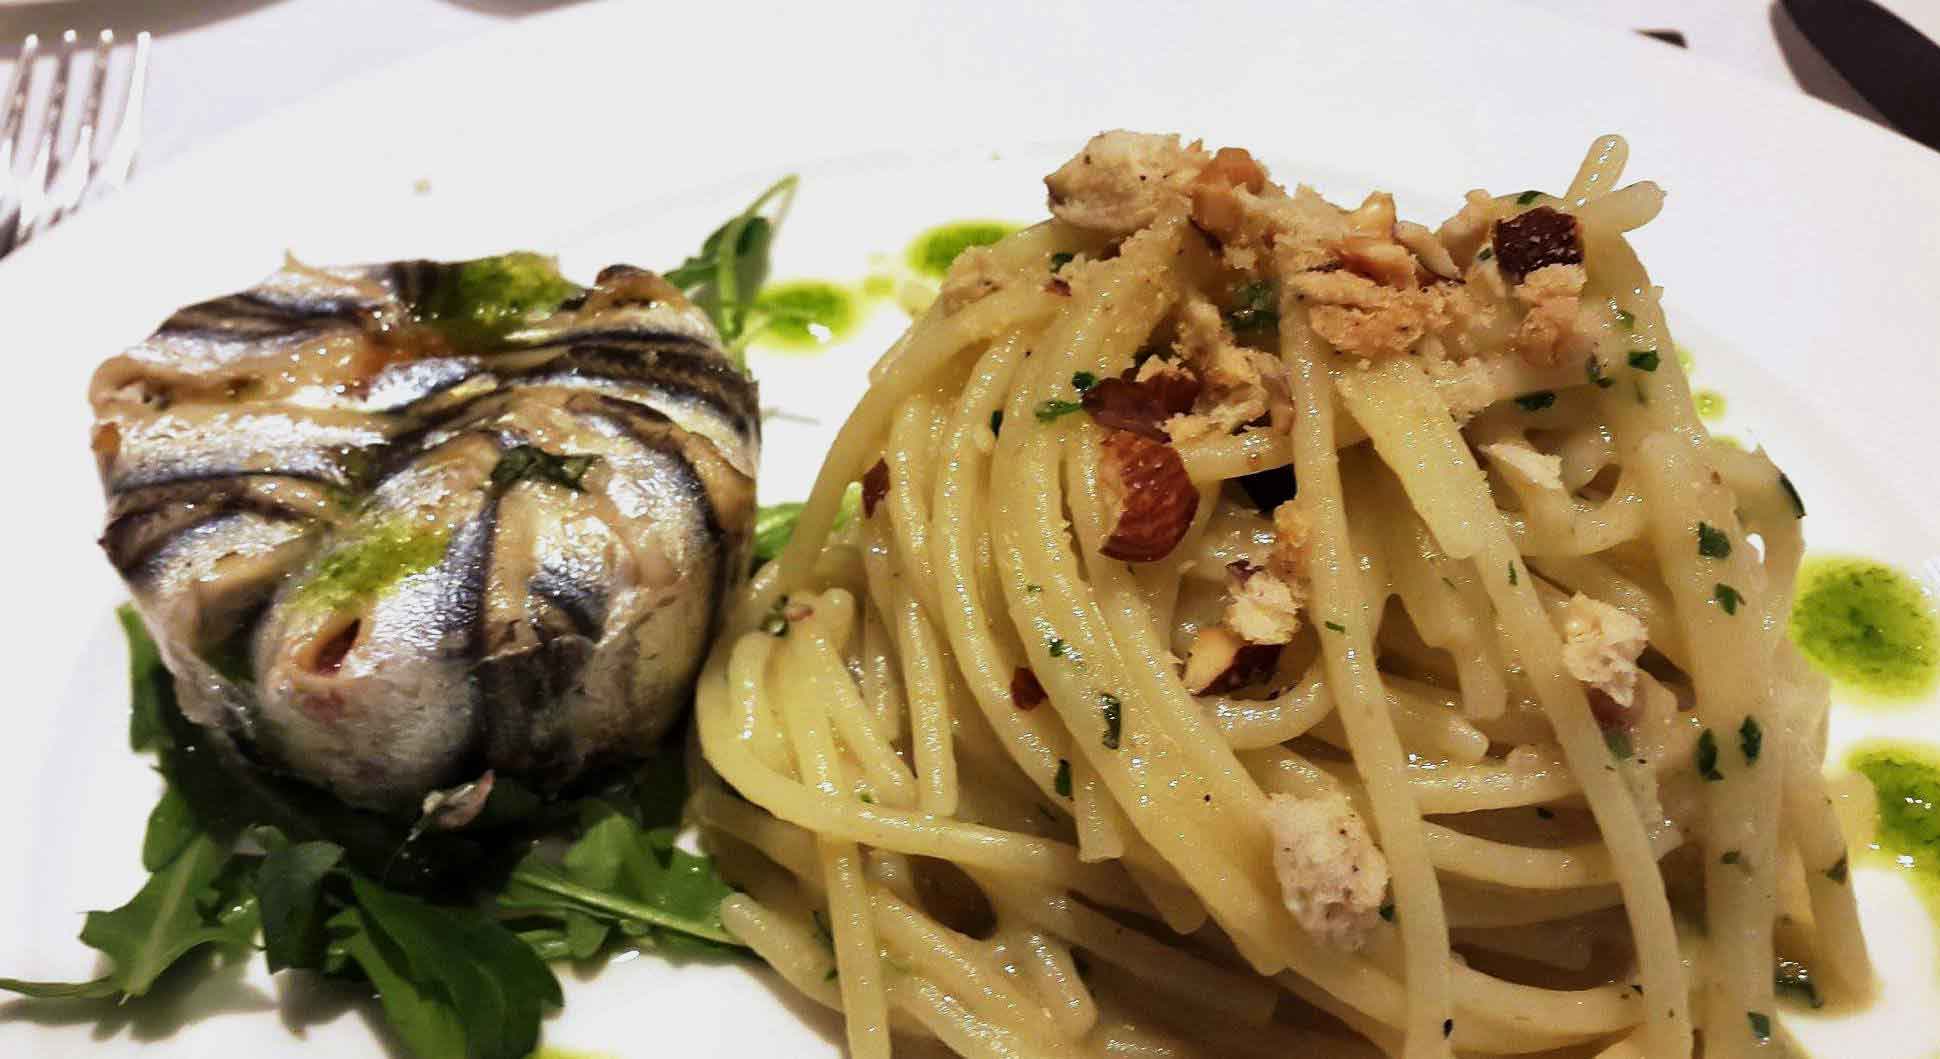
xmin=1394 ymin=221 xmax=1460 ymax=280
xmin=1189 ymin=147 xmax=1270 ymax=241
xmin=1011 ymin=667 xmax=1048 ymax=711
xmin=1491 ymin=206 xmax=1583 ymax=283
xmin=1082 ymin=362 xmax=1201 ymax=440
xmin=1183 ymin=625 xmax=1282 ymax=694
xmin=1098 ymin=430 xmax=1198 ymax=562
xmin=1335 ymin=235 xmax=1419 ymax=289
xmin=862 ymin=459 xmax=890 ymax=517
xmin=1268 ymin=501 xmax=1312 ymax=581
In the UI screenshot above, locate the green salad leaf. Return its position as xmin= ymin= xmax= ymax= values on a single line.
xmin=255 ymin=835 xmax=343 ymax=972
xmin=752 ymin=482 xmax=863 ymax=569
xmin=665 ymin=175 xmax=800 ymax=358
xmin=120 ymin=604 xmax=169 ymax=752
xmin=329 ymin=906 xmax=468 ymax=1059
xmin=4 ymin=605 xmax=743 ymax=1059
xmin=79 ymin=832 xmax=257 ymax=999
xmin=501 ymin=801 xmax=739 ymax=952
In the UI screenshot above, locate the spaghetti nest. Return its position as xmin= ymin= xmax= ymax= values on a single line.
xmin=691 ymin=132 xmax=1868 ymax=1059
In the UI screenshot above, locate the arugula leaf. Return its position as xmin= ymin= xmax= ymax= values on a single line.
xmin=665 ymin=176 xmax=800 ymax=357
xmin=351 ymin=876 xmax=561 ymax=1059
xmin=74 ymin=832 xmax=248 ymax=999
xmin=119 ymin=604 xmax=169 ymax=752
xmin=257 ymin=839 xmax=345 ymax=972
xmin=751 ymin=484 xmax=862 ymax=569
xmin=0 ymin=974 xmax=120 ymax=999
xmin=142 ymin=785 xmax=199 ymax=872
xmin=501 ymin=802 xmax=740 ymax=951
xmin=330 ymin=906 xmax=468 ymax=1059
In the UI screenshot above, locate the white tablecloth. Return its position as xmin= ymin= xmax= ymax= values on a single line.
xmin=0 ymin=0 xmax=1928 ymax=170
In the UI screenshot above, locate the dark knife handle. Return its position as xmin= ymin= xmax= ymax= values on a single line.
xmin=1783 ymin=0 xmax=1940 ymax=151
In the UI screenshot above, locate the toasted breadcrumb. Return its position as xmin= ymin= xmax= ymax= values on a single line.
xmin=1045 ymin=131 xmax=1209 ymax=236
xmin=1266 ymin=791 xmax=1390 ymax=950
xmin=1511 ymin=263 xmax=1590 ymax=366
xmin=934 ymin=245 xmax=1012 ymax=315
xmin=1558 ymin=593 xmax=1649 ymax=708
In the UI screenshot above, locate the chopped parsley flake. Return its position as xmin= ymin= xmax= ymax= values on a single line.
xmin=1587 ymin=354 xmax=1614 ymax=389
xmin=1697 ymin=522 xmax=1732 ymax=559
xmin=989 ymin=409 xmax=1003 ymax=435
xmin=1050 ymin=251 xmax=1075 ymax=273
xmin=1047 ymin=637 xmax=1069 ymax=658
xmin=1054 ymin=759 xmax=1072 ymax=799
xmin=1776 ymin=959 xmax=1824 ymax=1009
xmin=1379 ymin=902 xmax=1395 ymax=922
xmin=1605 ymin=728 xmax=1634 ymax=761
xmin=1477 ymin=247 xmax=1494 ymax=261
xmin=1627 ymin=349 xmax=1660 ymax=371
xmin=1616 ymin=308 xmax=1635 ymax=328
xmin=1100 ymin=693 xmax=1123 ymax=749
xmin=1323 ymin=621 xmax=1346 ymax=633
xmin=1827 ymin=856 xmax=1849 ymax=884
xmin=1515 ymin=391 xmax=1556 ymax=412
xmin=1025 ymin=583 xmax=1043 ymax=595
xmin=1697 ymin=729 xmax=1723 ymax=781
xmin=1721 ymin=850 xmax=1742 ymax=865
xmin=1034 ymin=399 xmax=1084 ymax=423
xmin=1225 ymin=281 xmax=1278 ymax=332
xmin=1507 ymin=562 xmax=1519 ymax=586
xmin=1071 ymin=370 xmax=1098 ymax=392
xmin=1739 ymin=716 xmax=1763 ymax=764
xmin=1516 ymin=190 xmax=1542 ymax=205
xmin=1747 ymin=1011 xmax=1771 ymax=1042
xmin=1714 ymin=583 xmax=1744 ymax=615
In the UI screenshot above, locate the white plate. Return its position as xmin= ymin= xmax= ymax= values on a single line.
xmin=2 ymin=1 xmax=1938 ymax=1055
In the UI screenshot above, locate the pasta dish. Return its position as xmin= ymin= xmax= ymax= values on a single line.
xmin=691 ymin=132 xmax=1867 ymax=1058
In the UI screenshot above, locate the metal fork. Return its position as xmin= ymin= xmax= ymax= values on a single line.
xmin=0 ymin=29 xmax=150 ymax=258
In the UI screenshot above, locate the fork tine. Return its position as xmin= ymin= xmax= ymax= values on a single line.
xmin=0 ymin=33 xmax=39 ymax=162
xmin=0 ymin=34 xmax=44 ymax=257
xmin=43 ymin=30 xmax=113 ymax=227
xmin=90 ymin=31 xmax=146 ymax=203
xmin=17 ymin=30 xmax=79 ymax=245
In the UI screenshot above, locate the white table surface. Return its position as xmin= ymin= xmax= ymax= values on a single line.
xmin=0 ymin=0 xmax=1932 ymax=173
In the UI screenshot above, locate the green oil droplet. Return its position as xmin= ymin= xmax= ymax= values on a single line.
xmin=754 ymin=280 xmax=860 ymax=350
xmin=906 ymin=221 xmax=1017 ymax=277
xmin=1850 ymin=742 xmax=1940 ymax=938
xmin=1791 ymin=556 xmax=1939 ymax=702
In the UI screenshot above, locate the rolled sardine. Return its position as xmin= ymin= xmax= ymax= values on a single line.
xmin=90 ymin=254 xmax=758 ymax=815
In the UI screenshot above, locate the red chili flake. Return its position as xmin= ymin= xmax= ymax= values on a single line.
xmin=861 ymin=458 xmax=890 ymax=517
xmin=1011 ymin=667 xmax=1048 ymax=710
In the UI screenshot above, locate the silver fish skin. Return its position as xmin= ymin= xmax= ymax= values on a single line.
xmin=91 ymin=255 xmax=758 ymax=814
